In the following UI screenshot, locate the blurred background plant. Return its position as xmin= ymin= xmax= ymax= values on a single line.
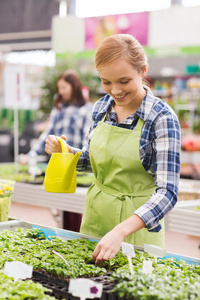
xmin=0 ymin=180 xmax=15 ymax=197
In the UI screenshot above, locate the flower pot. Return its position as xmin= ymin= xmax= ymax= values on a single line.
xmin=0 ymin=196 xmax=12 ymax=222
xmin=0 ymin=179 xmax=15 ymax=222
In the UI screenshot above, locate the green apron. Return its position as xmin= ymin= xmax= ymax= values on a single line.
xmin=80 ymin=115 xmax=165 ymax=248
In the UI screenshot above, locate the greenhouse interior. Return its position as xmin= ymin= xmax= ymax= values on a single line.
xmin=0 ymin=0 xmax=200 ymax=299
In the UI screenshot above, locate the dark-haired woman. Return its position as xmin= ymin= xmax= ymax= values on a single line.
xmin=20 ymin=70 xmax=93 ymax=232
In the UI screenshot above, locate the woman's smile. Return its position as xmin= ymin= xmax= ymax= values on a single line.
xmin=99 ymin=59 xmax=146 ymax=110
xmin=112 ymin=93 xmax=128 ymax=100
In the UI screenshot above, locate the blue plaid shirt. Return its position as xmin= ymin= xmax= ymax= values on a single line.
xmin=32 ymin=102 xmax=93 ymax=155
xmin=75 ymin=86 xmax=181 ymax=232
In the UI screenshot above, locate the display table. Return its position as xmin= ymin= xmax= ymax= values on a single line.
xmin=12 ymin=182 xmax=88 ymax=214
xmin=11 ymin=179 xmax=200 ymax=236
xmin=178 ymin=178 xmax=200 ymax=200
xmin=12 ymin=179 xmax=200 ymax=213
xmin=0 ymin=219 xmax=199 ymax=266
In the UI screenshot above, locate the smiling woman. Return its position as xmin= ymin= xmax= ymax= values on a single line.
xmin=45 ymin=34 xmax=181 ymax=263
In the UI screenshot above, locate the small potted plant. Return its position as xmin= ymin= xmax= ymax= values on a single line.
xmin=0 ymin=179 xmax=15 ymax=222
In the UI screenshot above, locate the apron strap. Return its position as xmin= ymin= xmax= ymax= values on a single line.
xmin=101 ymin=113 xmax=107 ymax=122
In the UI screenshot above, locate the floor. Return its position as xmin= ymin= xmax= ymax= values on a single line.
xmin=9 ymin=202 xmax=200 ymax=259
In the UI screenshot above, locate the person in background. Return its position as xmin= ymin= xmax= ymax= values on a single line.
xmin=45 ymin=34 xmax=181 ymax=263
xmin=21 ymin=69 xmax=92 ymax=161
xmin=21 ymin=69 xmax=93 ymax=232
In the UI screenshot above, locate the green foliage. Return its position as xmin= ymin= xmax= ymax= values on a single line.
xmin=111 ymin=251 xmax=200 ymax=300
xmin=194 ymin=206 xmax=200 ymax=211
xmin=0 ymin=108 xmax=37 ymax=133
xmin=0 ymin=228 xmax=127 ymax=279
xmin=0 ymin=271 xmax=56 ymax=300
xmin=0 ymin=228 xmax=199 ymax=299
xmin=0 ymin=164 xmax=44 ymax=183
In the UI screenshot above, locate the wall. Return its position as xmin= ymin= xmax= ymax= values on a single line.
xmin=149 ymin=5 xmax=200 ymax=47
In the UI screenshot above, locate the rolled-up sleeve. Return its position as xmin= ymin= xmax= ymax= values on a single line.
xmin=134 ymin=113 xmax=181 ymax=232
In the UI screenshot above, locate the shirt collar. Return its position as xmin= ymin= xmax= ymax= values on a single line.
xmin=99 ymin=95 xmax=114 ymax=116
xmin=135 ymin=86 xmax=155 ymax=121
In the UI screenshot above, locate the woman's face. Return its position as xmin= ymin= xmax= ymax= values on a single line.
xmin=57 ymin=79 xmax=73 ymax=101
xmin=98 ymin=59 xmax=146 ymax=109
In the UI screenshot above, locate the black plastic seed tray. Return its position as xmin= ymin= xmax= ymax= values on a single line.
xmin=33 ymin=270 xmax=70 ymax=287
xmin=32 ymin=270 xmax=116 ymax=300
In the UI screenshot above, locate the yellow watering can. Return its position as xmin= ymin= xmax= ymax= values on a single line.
xmin=44 ymin=138 xmax=81 ymax=193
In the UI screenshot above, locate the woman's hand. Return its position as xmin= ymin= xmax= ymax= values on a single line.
xmin=45 ymin=135 xmax=65 ymax=154
xmin=45 ymin=135 xmax=74 ymax=155
xmin=92 ymin=227 xmax=125 ymax=264
xmin=92 ymin=214 xmax=145 ymax=264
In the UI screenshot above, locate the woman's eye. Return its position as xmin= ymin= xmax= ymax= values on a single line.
xmin=102 ymin=80 xmax=129 ymax=85
xmin=121 ymin=81 xmax=129 ymax=84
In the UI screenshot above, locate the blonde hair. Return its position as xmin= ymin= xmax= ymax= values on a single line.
xmin=95 ymin=34 xmax=148 ymax=73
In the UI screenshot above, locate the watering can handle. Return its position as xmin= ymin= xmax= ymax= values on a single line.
xmin=57 ymin=138 xmax=69 ymax=154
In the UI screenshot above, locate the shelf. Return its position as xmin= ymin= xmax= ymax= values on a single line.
xmin=165 ymin=200 xmax=200 ymax=237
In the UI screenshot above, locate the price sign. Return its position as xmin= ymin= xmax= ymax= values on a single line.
xmin=4 ymin=261 xmax=33 ymax=282
xmin=69 ymin=278 xmax=103 ymax=300
xmin=122 ymin=242 xmax=135 ymax=275
xmin=142 ymin=260 xmax=153 ymax=274
xmin=144 ymin=244 xmax=167 ymax=263
xmin=4 ymin=65 xmax=26 ymax=108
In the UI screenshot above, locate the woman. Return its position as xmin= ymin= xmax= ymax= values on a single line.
xmin=45 ymin=34 xmax=181 ymax=263
xmin=33 ymin=70 xmax=91 ymax=155
xmin=21 ymin=70 xmax=92 ymax=161
xmin=21 ymin=70 xmax=93 ymax=232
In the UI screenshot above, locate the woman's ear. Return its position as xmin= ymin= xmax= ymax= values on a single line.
xmin=141 ymin=66 xmax=147 ymax=78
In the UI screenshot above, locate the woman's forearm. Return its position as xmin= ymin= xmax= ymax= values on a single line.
xmin=114 ymin=214 xmax=146 ymax=239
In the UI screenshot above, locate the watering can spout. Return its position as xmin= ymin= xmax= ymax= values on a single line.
xmin=62 ymin=151 xmax=82 ymax=190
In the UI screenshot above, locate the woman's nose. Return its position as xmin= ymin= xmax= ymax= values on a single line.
xmin=111 ymin=85 xmax=122 ymax=95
